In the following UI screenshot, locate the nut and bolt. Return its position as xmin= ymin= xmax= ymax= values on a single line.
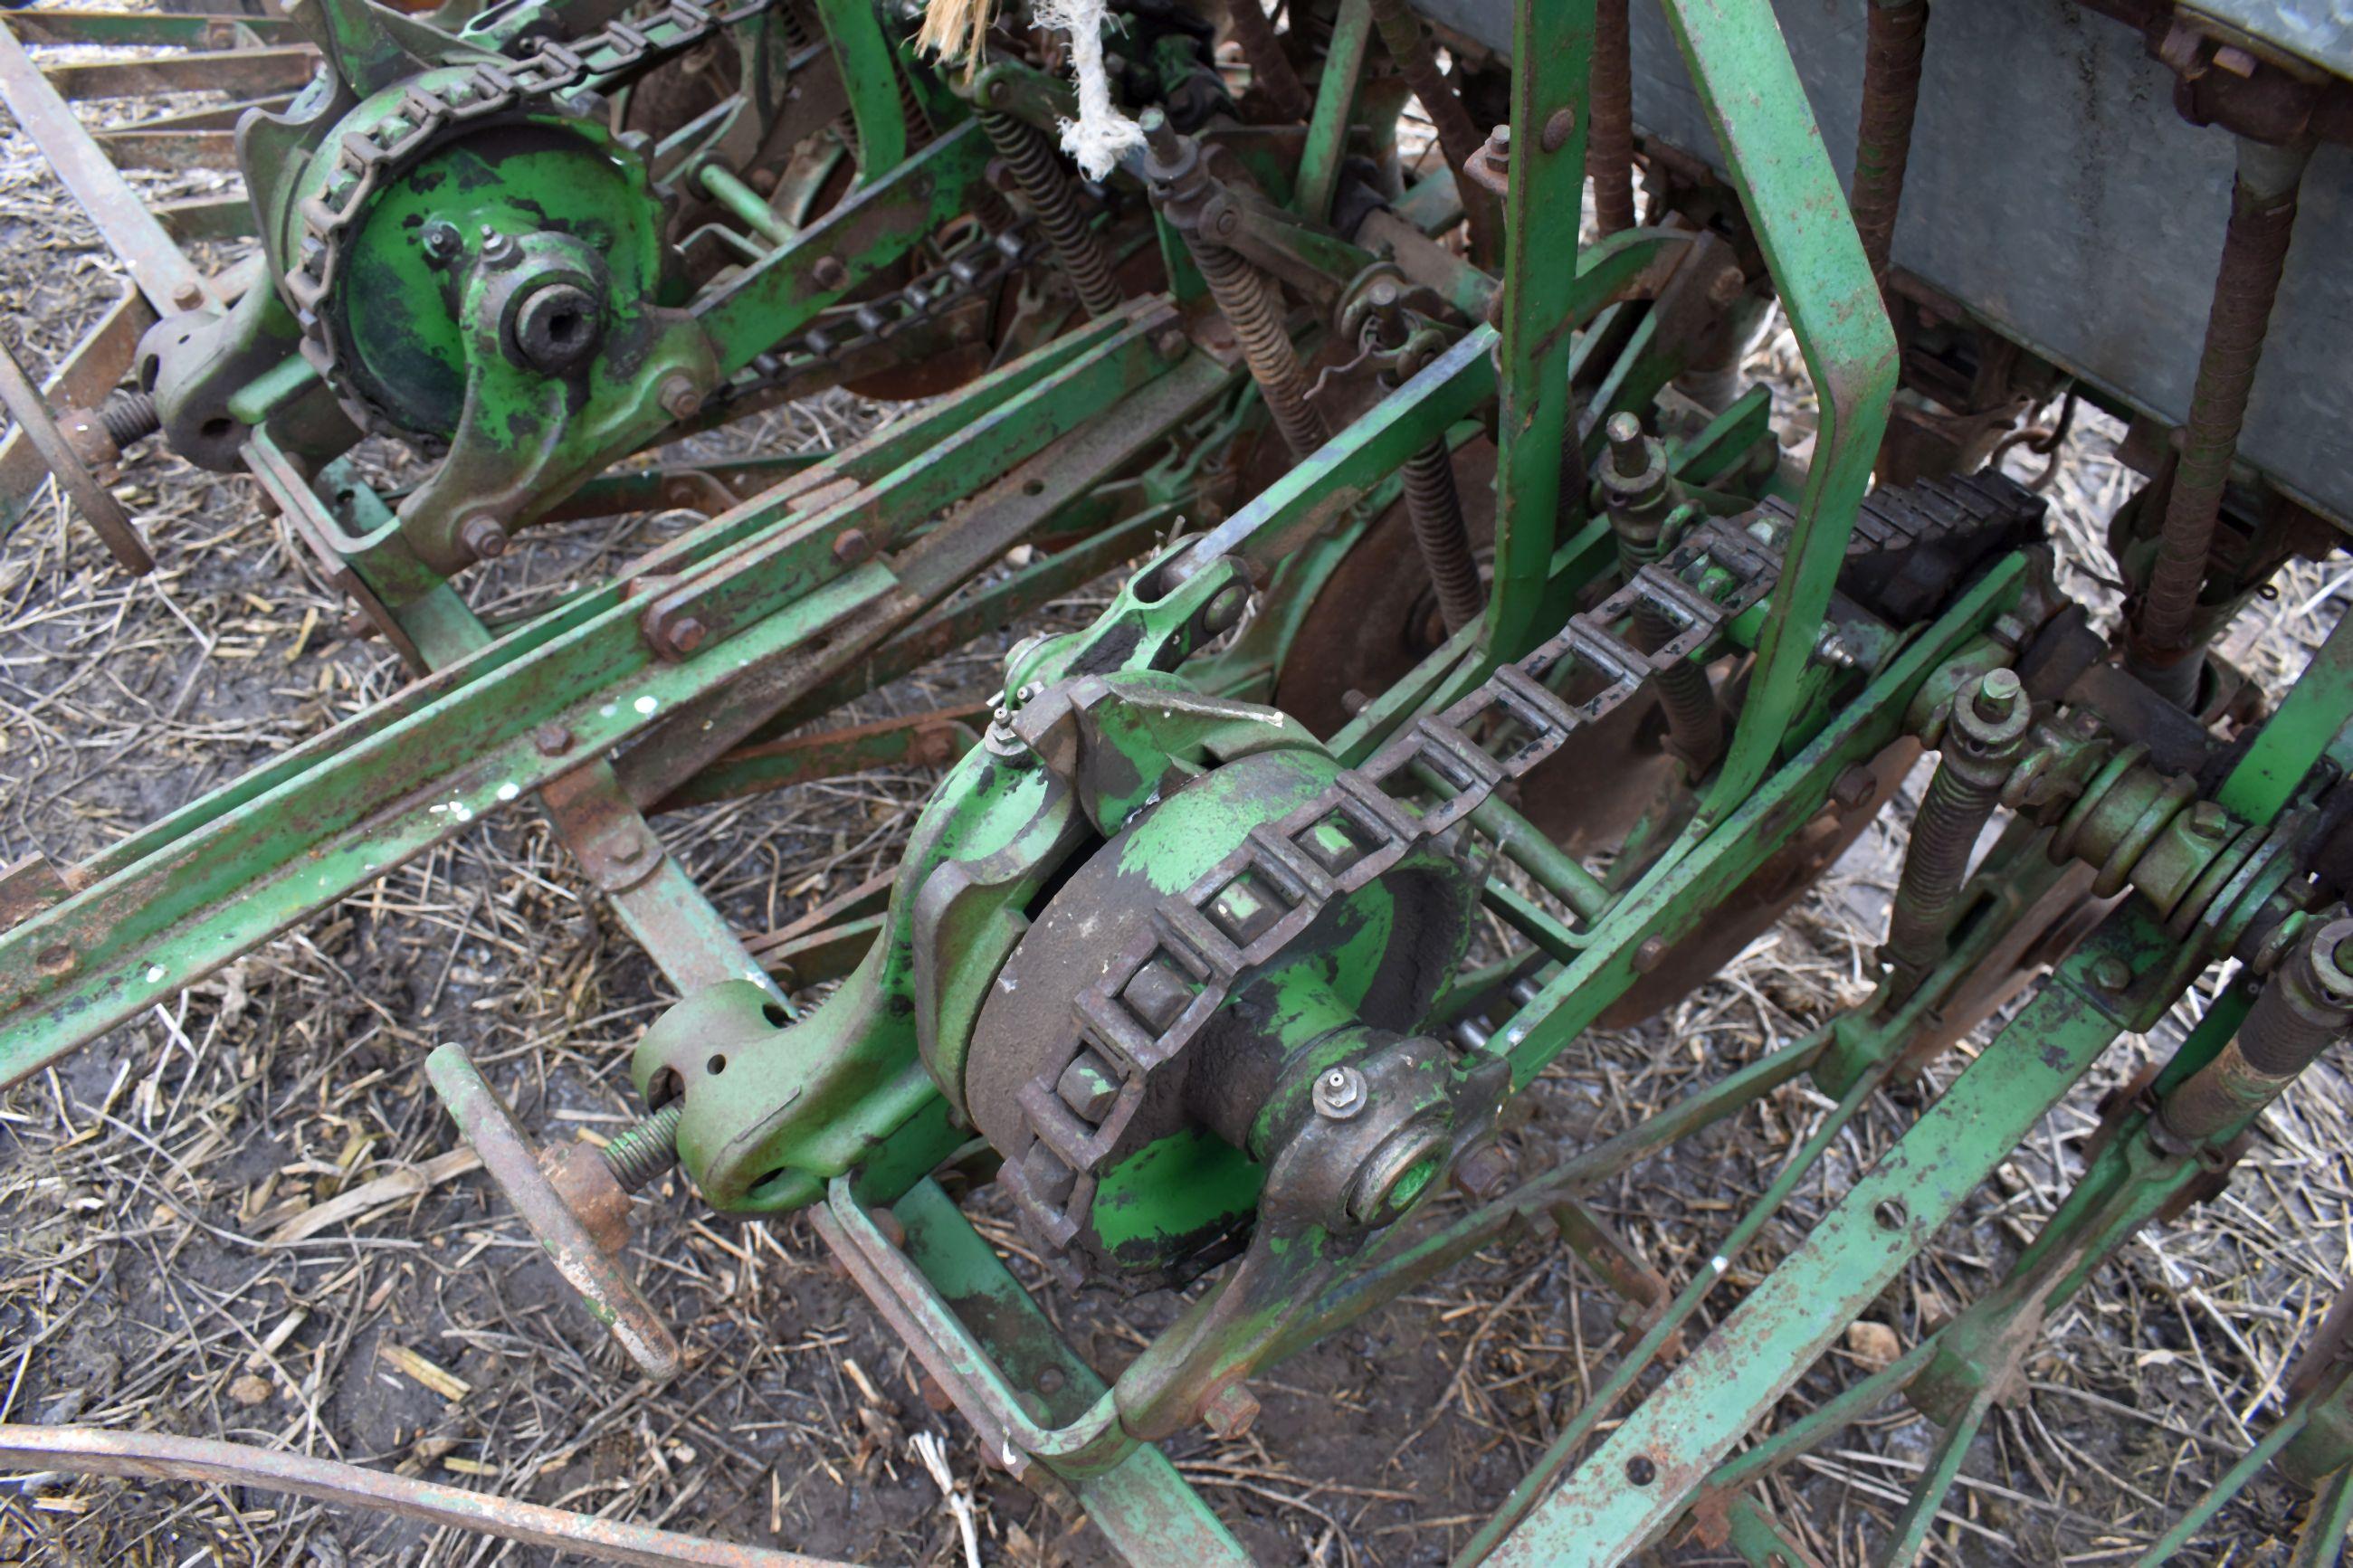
xmin=1481 ymin=124 xmax=1511 ymax=178
xmin=1831 ymin=764 xmax=1879 ymax=811
xmin=1312 ymin=1065 xmax=1368 ymax=1120
xmin=1814 ymin=630 xmax=1861 ymax=670
xmin=461 ymin=515 xmax=510 ymax=560
xmin=1203 ymin=1383 xmax=1260 ymax=1440
xmin=1605 ymin=412 xmax=1648 ymax=480
xmin=1451 ymin=1140 xmax=1516 ymax=1202
xmin=171 ymin=280 xmax=206 ymax=311
xmin=1034 ymin=1366 xmax=1067 ymax=1397
xmin=1973 ymin=667 xmax=2023 ymax=723
xmin=533 ymin=722 xmax=574 ymax=756
xmin=419 ymin=219 xmax=462 ymax=265
xmin=1152 ymin=326 xmax=1189 ymax=359
xmin=665 ymin=616 xmax=708 ymax=655
xmin=2092 ymin=956 xmax=2133 ymax=993
xmin=833 ymin=527 xmax=873 ymax=565
xmin=1632 ymin=936 xmax=1670 ymax=974
xmin=2186 ymin=801 xmax=2232 ymax=841
xmin=660 ymin=375 xmax=702 ymax=421
xmin=1707 ymin=264 xmax=1747 ymax=308
xmin=811 ymin=255 xmax=848 ymax=290
xmin=477 ymin=227 xmax=519 ymax=266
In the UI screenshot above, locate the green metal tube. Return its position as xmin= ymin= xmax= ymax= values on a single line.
xmin=699 ymin=164 xmax=797 ymax=246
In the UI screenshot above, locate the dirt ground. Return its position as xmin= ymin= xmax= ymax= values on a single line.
xmin=4 ymin=30 xmax=2353 ymax=1568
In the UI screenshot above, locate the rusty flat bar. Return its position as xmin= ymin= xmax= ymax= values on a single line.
xmin=0 ymin=1425 xmax=847 ymax=1568
xmin=96 ymin=127 xmax=241 ymax=171
xmin=39 ymin=44 xmax=318 ymax=101
xmin=0 ymin=24 xmax=214 ymax=313
xmin=0 ymin=286 xmax=150 ymax=534
xmin=0 ymin=334 xmax=150 ymax=572
xmin=5 ymin=11 xmax=300 ymax=47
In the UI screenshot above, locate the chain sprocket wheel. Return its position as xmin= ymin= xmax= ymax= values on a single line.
xmin=282 ymin=67 xmax=671 ymax=446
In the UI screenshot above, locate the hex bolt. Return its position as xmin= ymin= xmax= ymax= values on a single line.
xmin=1451 ymin=1140 xmax=1516 ymax=1203
xmin=1203 ymin=1383 xmax=1259 ymax=1440
xmin=665 ymin=616 xmax=708 ymax=655
xmin=1034 ymin=1365 xmax=1067 ymax=1397
xmin=660 ymin=376 xmax=701 ymax=421
xmin=170 ymin=280 xmax=206 ymax=311
xmin=1632 ymin=935 xmax=1670 ymax=974
xmin=1831 ymin=765 xmax=1879 ymax=811
xmin=811 ymin=255 xmax=848 ymax=290
xmin=419 ymin=219 xmax=462 ymax=265
xmin=1312 ymin=1065 xmax=1367 ymax=1119
xmin=833 ymin=527 xmax=873 ymax=566
xmin=478 ymin=228 xmax=519 ymax=266
xmin=533 ymin=722 xmax=573 ymax=756
xmin=2187 ymin=801 xmax=2232 ymax=841
xmin=2092 ymin=956 xmax=2132 ymax=993
xmin=1973 ymin=668 xmax=2023 ymax=723
xmin=461 ymin=515 xmax=510 ymax=560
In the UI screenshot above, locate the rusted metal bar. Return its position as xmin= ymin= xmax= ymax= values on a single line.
xmin=0 ymin=333 xmax=152 ymax=573
xmin=2159 ymin=916 xmax=2353 ymax=1145
xmin=425 ymin=1046 xmax=684 ymax=1380
xmin=39 ymin=45 xmax=319 ymax=102
xmin=0 ymin=24 xmax=215 ymax=313
xmin=1365 ymin=0 xmax=1499 ymax=256
xmin=97 ymin=128 xmax=241 ymax=171
xmin=1587 ymin=0 xmax=1635 ymax=235
xmin=0 ymin=286 xmax=150 ymax=532
xmin=0 ymin=1425 xmax=845 ymax=1568
xmin=1850 ymin=0 xmax=1929 ymax=291
xmin=1224 ymin=0 xmax=1310 ymax=120
xmin=157 ymin=194 xmax=256 ymax=242
xmin=2128 ymin=135 xmax=2311 ymax=708
xmin=652 ymin=702 xmax=986 ymax=813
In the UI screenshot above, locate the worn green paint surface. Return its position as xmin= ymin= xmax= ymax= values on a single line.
xmin=1483 ymin=0 xmax=1595 ymax=658
xmin=1662 ymin=0 xmax=1897 ymax=822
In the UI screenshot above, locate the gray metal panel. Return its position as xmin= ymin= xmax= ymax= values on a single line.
xmin=1411 ymin=0 xmax=2353 ymax=523
xmin=2187 ymin=0 xmax=2353 ymax=81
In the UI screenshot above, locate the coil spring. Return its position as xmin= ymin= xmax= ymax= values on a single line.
xmin=979 ymin=111 xmax=1123 ymax=318
xmin=1881 ymin=756 xmax=2004 ymax=986
xmin=1401 ymin=439 xmax=1483 ymax=634
xmin=1192 ymin=239 xmax=1329 ymax=458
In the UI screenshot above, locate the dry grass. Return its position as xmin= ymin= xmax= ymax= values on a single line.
xmin=2 ymin=39 xmax=2350 ymax=1568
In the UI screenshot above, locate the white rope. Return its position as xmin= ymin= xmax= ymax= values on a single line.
xmin=1035 ymin=0 xmax=1142 ymax=180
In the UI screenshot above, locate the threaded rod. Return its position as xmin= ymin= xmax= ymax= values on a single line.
xmin=2129 ymin=137 xmax=2310 ymax=707
xmin=1851 ymin=0 xmax=1929 ymax=292
xmin=602 ymin=1101 xmax=683 ymax=1193
xmin=1223 ymin=0 xmax=1310 ymax=121
xmin=1587 ymin=0 xmax=1635 ymax=235
xmin=98 ymin=391 xmax=159 ymax=449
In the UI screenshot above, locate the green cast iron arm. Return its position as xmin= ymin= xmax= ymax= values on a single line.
xmin=1664 ymin=0 xmax=1899 ymax=825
